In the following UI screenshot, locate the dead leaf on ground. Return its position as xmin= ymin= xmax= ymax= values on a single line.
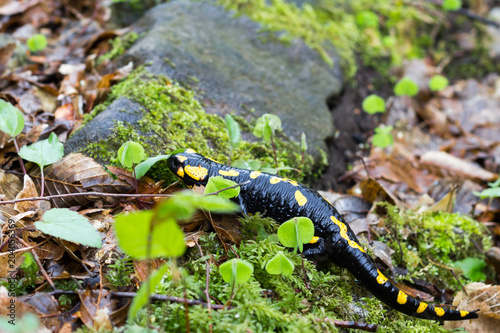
xmin=14 ymin=174 xmax=40 ymax=214
xmin=29 ymin=153 xmax=133 ymax=208
xmin=0 ymin=170 xmax=23 ymax=201
xmin=420 ymin=151 xmax=498 ymax=182
xmin=445 ymin=283 xmax=500 ymax=333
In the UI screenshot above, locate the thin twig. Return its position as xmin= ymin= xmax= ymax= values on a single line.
xmin=0 ymin=191 xmax=174 ymax=205
xmin=204 ymin=181 xmax=250 ymax=197
xmin=17 ymin=237 xmax=56 ymax=291
xmin=12 ymin=138 xmax=26 ymax=175
xmin=449 ymin=269 xmax=467 ymax=296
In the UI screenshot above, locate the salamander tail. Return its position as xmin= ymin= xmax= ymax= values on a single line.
xmin=345 ymin=249 xmax=479 ymax=320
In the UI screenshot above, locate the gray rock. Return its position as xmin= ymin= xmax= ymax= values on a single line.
xmin=64 ymin=97 xmax=144 ymax=160
xmin=68 ymin=0 xmax=343 ymax=161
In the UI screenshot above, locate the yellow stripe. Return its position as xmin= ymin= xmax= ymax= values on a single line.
xmin=184 ymin=165 xmax=208 ymax=181
xmin=219 ymin=169 xmax=239 ymax=177
xmin=460 ymin=311 xmax=469 ymax=317
xmin=435 ymin=307 xmax=445 ymax=317
xmin=330 ymin=216 xmax=365 ymax=253
xmin=295 ymin=190 xmax=307 ymax=206
xmin=416 ymin=302 xmax=428 ymax=313
xmin=376 ymin=270 xmax=388 ymax=284
xmin=397 ymin=291 xmax=408 ymax=304
xmin=250 ymin=171 xmax=261 ymax=179
xmin=270 ymin=177 xmax=281 ymax=184
xmin=309 ymin=236 xmax=319 ymax=244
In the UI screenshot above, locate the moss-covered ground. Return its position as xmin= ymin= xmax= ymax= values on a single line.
xmin=75 ymin=206 xmax=489 ymax=333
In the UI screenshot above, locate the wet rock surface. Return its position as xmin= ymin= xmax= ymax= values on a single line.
xmin=66 ymin=0 xmax=343 ymax=163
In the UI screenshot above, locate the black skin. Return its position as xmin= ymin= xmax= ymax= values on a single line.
xmin=167 ymin=150 xmax=479 ymax=321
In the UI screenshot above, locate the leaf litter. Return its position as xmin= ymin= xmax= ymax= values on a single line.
xmin=0 ymin=0 xmax=499 ymax=331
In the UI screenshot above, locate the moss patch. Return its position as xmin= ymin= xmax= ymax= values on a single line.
xmin=82 ymin=68 xmax=317 ymax=184
xmin=378 ymin=203 xmax=492 ymax=290
xmin=97 ymin=31 xmax=140 ymax=64
xmin=121 ymin=215 xmax=446 ymax=333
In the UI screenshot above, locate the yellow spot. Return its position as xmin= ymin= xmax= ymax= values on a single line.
xmin=416 ymin=303 xmax=428 ymax=314
xmin=219 ymin=169 xmax=239 ymax=177
xmin=435 ymin=307 xmax=445 ymax=317
xmin=295 ymin=190 xmax=307 ymax=206
xmin=185 ymin=149 xmax=197 ymax=154
xmin=184 ymin=165 xmax=208 ymax=181
xmin=309 ymin=236 xmax=319 ymax=244
xmin=270 ymin=177 xmax=282 ymax=184
xmin=177 ymin=155 xmax=187 ymax=162
xmin=177 ymin=167 xmax=184 ymax=178
xmin=376 ymin=270 xmax=388 ymax=284
xmin=330 ymin=216 xmax=365 ymax=253
xmin=283 ymin=178 xmax=298 ymax=186
xmin=460 ymin=311 xmax=469 ymax=317
xmin=250 ymin=171 xmax=261 ymax=179
xmin=397 ymin=291 xmax=408 ymax=305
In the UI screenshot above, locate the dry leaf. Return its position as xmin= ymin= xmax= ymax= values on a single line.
xmin=29 ymin=153 xmax=133 ymax=208
xmin=14 ymin=175 xmax=40 ymax=214
xmin=444 ymin=283 xmax=500 ymax=333
xmin=420 ymin=151 xmax=498 ymax=182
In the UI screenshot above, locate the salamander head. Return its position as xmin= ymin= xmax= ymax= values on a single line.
xmin=167 ymin=149 xmax=211 ymax=187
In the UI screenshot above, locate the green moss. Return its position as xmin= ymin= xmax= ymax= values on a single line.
xmin=97 ymin=31 xmax=140 ymax=64
xmin=82 ymin=67 xmax=317 ymax=183
xmin=378 ymin=203 xmax=492 ymax=290
xmin=121 ymin=214 xmax=447 ymax=332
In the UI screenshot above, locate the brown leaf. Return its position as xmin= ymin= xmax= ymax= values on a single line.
xmin=29 ymin=153 xmax=133 ymax=208
xmin=420 ymin=151 xmax=498 ymax=182
xmin=35 ymin=242 xmax=65 ymax=260
xmin=0 ymin=170 xmax=23 ymax=200
xmin=359 ymin=178 xmax=399 ymax=206
xmin=14 ymin=175 xmax=40 ymax=214
xmin=0 ymin=249 xmax=28 ymax=277
xmin=0 ymin=42 xmax=16 ymax=76
xmin=77 ymin=289 xmax=114 ymax=330
xmin=445 ymin=283 xmax=500 ymax=332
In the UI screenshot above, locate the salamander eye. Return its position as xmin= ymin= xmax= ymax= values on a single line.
xmin=167 ymin=154 xmax=188 ymax=178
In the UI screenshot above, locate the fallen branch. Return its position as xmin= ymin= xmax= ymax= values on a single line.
xmin=48 ymin=290 xmax=228 ymax=309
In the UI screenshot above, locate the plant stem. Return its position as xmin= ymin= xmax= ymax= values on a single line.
xmin=270 ymin=134 xmax=278 ymax=168
xmin=13 ymin=137 xmax=26 ymax=175
xmin=40 ymin=168 xmax=45 ymax=197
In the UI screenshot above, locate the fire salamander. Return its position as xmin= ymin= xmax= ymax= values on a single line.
xmin=167 ymin=149 xmax=479 ymax=321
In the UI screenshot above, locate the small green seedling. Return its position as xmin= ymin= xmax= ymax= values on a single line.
xmin=265 ymin=251 xmax=295 ymax=276
xmin=442 ymin=0 xmax=462 ymax=11
xmin=277 ymin=217 xmax=314 ymax=286
xmin=128 ymin=264 xmax=169 ymax=323
xmin=300 ymin=132 xmax=307 ymax=164
xmin=277 ymin=217 xmax=314 ymax=253
xmin=204 ymin=176 xmax=240 ymax=199
xmin=0 ymin=100 xmax=24 ymax=138
xmin=355 ymin=10 xmax=379 ymax=28
xmin=117 ymin=141 xmax=145 ymax=168
xmin=134 ymin=148 xmax=185 ymax=179
xmin=0 ymin=100 xmax=26 ymax=173
xmin=429 ymin=75 xmax=449 ymax=92
xmin=115 ymin=210 xmax=186 ymax=259
xmin=362 ymin=94 xmax=386 ymax=114
xmin=115 ymin=191 xmax=239 ymax=260
xmin=253 ymin=113 xmax=282 ymax=167
xmin=453 ymin=257 xmax=486 ymax=282
xmin=35 ymin=208 xmax=102 ymax=248
xmin=18 ymin=132 xmax=64 ymax=196
xmin=372 ymin=125 xmax=394 ymax=148
xmin=473 ymin=178 xmax=500 ymax=200
xmin=225 ymin=114 xmax=241 ymax=164
xmin=394 ymin=77 xmax=419 ymax=97
xmin=219 ymin=258 xmax=254 ymax=299
xmin=27 ymin=34 xmax=47 ymax=53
